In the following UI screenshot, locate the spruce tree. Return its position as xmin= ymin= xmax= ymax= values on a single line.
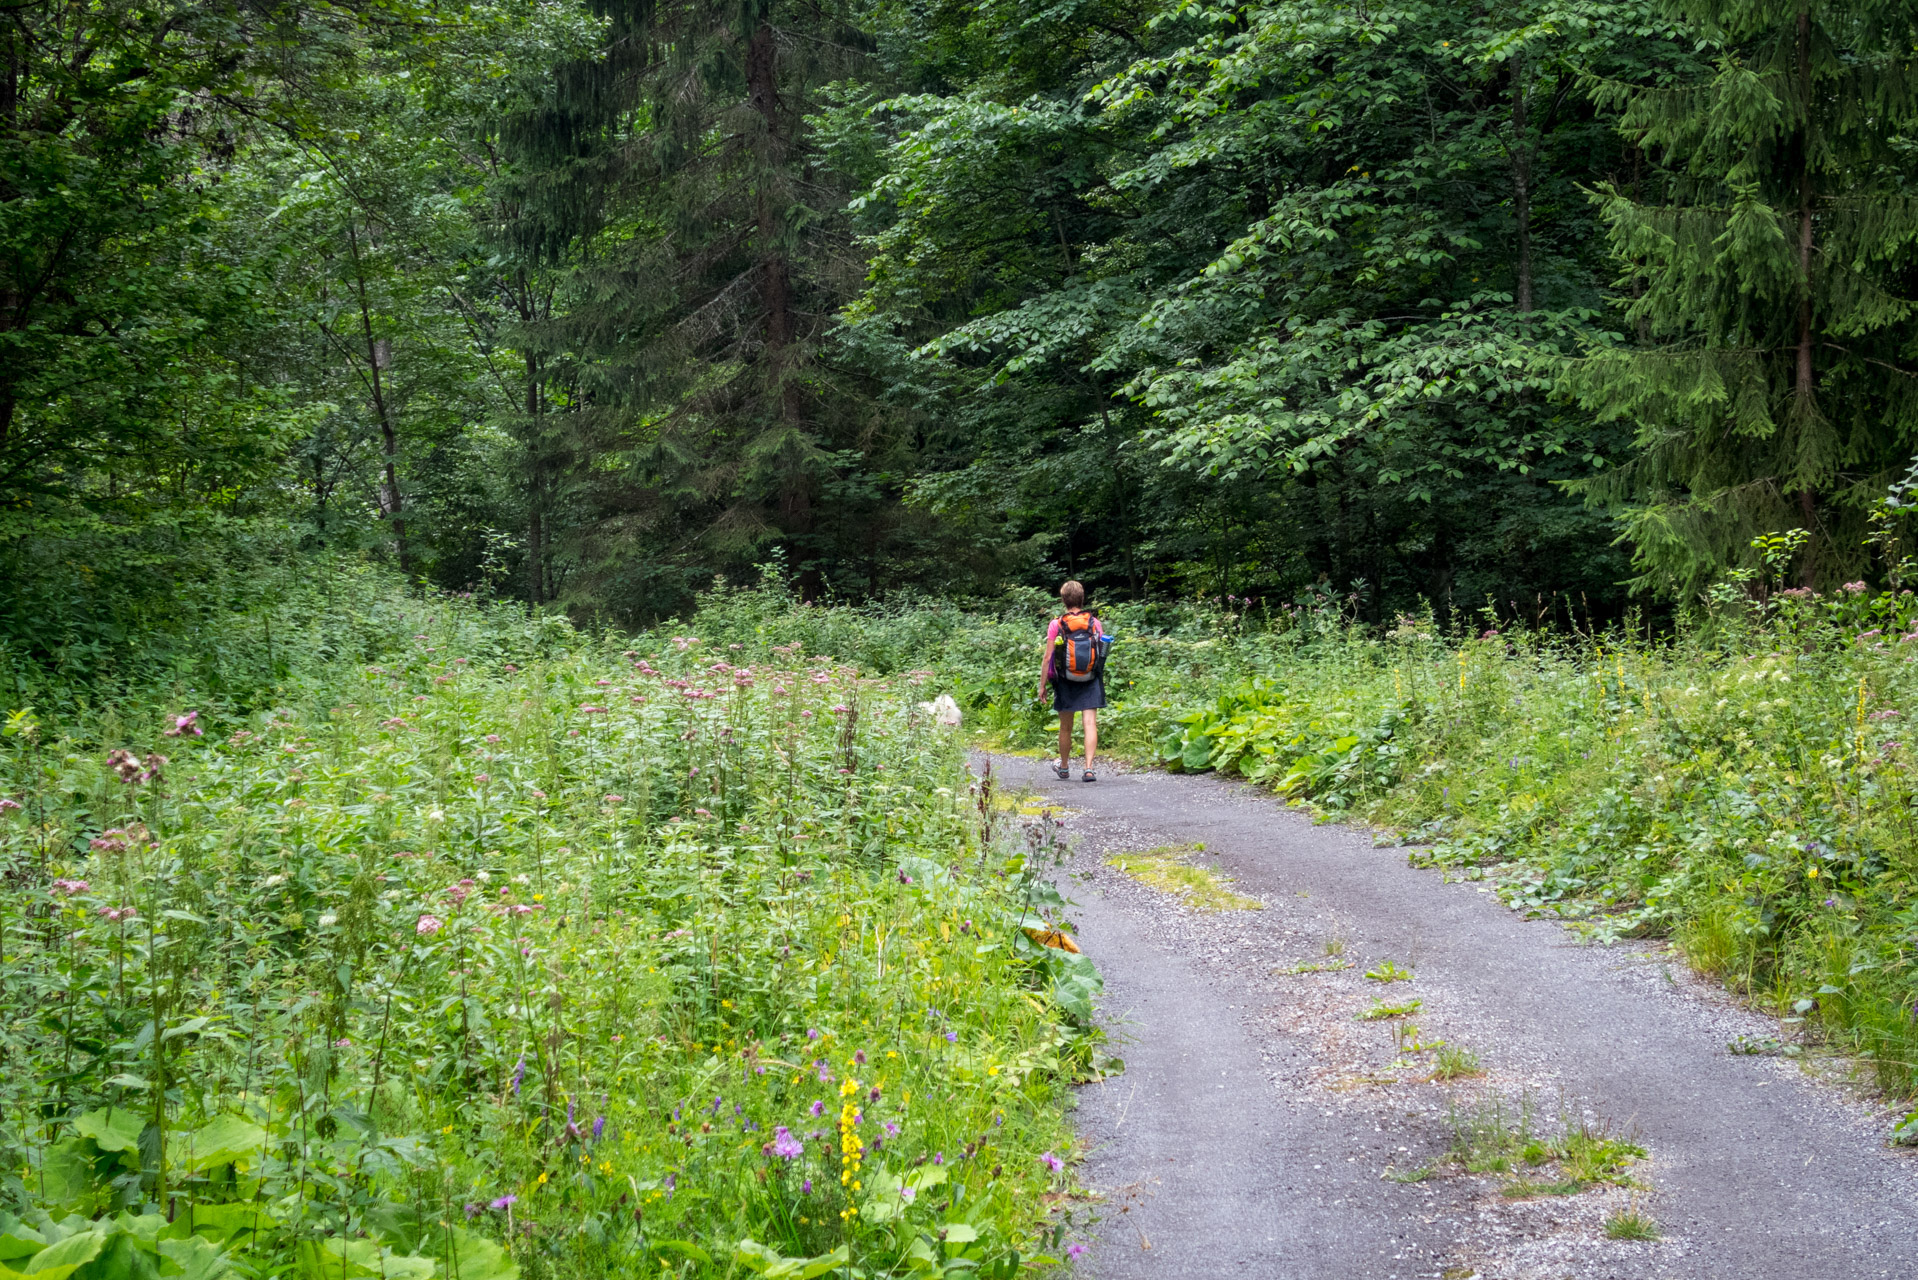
xmin=497 ymin=0 xmax=881 ymax=610
xmin=1572 ymin=0 xmax=1918 ymax=592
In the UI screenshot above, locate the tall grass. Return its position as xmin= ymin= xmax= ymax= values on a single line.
xmin=0 ymin=574 xmax=1091 ymax=1277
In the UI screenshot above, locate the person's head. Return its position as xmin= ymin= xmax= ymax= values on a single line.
xmin=1060 ymin=580 xmax=1086 ymax=610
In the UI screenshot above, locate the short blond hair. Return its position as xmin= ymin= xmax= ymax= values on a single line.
xmin=1060 ymin=580 xmax=1086 ymax=609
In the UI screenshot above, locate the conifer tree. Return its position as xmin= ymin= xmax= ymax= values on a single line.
xmin=1573 ymin=0 xmax=1918 ymax=592
xmin=499 ymin=0 xmax=879 ymax=609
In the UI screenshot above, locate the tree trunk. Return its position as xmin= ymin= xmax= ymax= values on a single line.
xmin=347 ymin=219 xmax=410 ymax=576
xmin=528 ymin=499 xmax=544 ymax=606
xmin=747 ymin=21 xmax=797 ymax=386
xmin=1511 ymin=59 xmax=1533 ymax=315
xmin=1796 ymin=5 xmax=1818 ymax=588
xmin=747 ymin=18 xmax=811 ymax=553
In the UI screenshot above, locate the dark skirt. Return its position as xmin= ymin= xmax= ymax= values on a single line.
xmin=1052 ymin=676 xmax=1106 ymax=713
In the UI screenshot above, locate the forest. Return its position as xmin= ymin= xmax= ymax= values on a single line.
xmin=8 ymin=0 xmax=1918 ymax=1275
xmin=15 ymin=0 xmax=1918 ymax=645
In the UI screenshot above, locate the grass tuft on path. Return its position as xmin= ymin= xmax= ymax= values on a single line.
xmin=1105 ymin=843 xmax=1261 ymax=912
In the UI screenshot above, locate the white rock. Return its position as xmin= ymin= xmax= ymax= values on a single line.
xmin=918 ymin=694 xmax=962 ymax=727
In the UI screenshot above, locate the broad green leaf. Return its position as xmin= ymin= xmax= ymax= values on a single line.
xmin=20 ymin=1230 xmax=103 ymax=1276
xmin=731 ymin=1241 xmax=847 ymax=1279
xmin=70 ymin=1109 xmax=142 ymax=1155
xmin=173 ymin=1116 xmax=268 ymax=1173
xmin=175 ymin=1203 xmax=275 ymax=1245
xmin=156 ymin=1236 xmax=231 ymax=1280
xmin=32 ymin=1142 xmax=101 ymax=1214
xmin=0 ymin=1217 xmax=46 ymax=1262
xmin=298 ymin=1239 xmax=433 ymax=1280
xmin=443 ymin=1229 xmax=517 ymax=1280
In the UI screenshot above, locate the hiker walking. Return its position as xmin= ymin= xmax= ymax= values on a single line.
xmin=1037 ymin=580 xmax=1109 ymax=782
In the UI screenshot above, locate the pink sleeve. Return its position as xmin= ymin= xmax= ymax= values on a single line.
xmin=1041 ymin=619 xmax=1061 ymax=677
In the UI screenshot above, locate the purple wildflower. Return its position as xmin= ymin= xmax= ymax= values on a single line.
xmin=802 ymin=1178 xmax=812 ymax=1193
xmin=772 ymin=1126 xmax=804 ymax=1159
xmin=815 ymin=1060 xmax=830 ymax=1082
xmin=490 ymin=1194 xmax=517 ymax=1210
xmin=933 ymin=1152 xmax=944 ymax=1165
xmin=1067 ymin=1243 xmax=1087 ymax=1259
xmin=510 ymin=1054 xmax=526 ymax=1096
xmin=807 ymin=1028 xmax=821 ymax=1041
xmin=945 ymin=1031 xmax=958 ymax=1043
xmin=1041 ymin=1151 xmax=1063 ymax=1173
xmin=854 ymin=1049 xmax=866 ymax=1065
xmin=463 ymin=1203 xmax=481 ymax=1219
xmin=593 ymin=1115 xmax=606 ymax=1141
xmin=810 ymin=1100 xmax=825 ymax=1117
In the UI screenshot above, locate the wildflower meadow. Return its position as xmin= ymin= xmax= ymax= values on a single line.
xmin=0 ymin=575 xmax=1096 ymax=1279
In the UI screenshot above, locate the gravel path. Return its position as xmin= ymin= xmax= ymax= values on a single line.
xmin=984 ymin=755 xmax=1918 ymax=1279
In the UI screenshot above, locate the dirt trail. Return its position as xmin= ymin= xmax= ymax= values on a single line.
xmin=985 ymin=755 xmax=1918 ymax=1280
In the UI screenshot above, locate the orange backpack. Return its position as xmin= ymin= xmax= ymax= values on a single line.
xmin=1055 ymin=610 xmax=1104 ymax=683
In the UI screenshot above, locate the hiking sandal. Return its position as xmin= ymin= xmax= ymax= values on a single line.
xmin=1055 ymin=765 xmax=1071 ymax=780
xmin=1082 ymin=769 xmax=1097 ymax=782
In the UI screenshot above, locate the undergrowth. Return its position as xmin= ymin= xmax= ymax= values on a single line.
xmin=0 ymin=574 xmax=1098 ymax=1278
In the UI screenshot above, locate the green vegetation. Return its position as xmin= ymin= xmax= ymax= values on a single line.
xmin=1364 ymin=963 xmax=1415 ymax=985
xmin=23 ymin=0 xmax=1918 ymax=632
xmin=1103 ymin=845 xmax=1261 ymax=913
xmin=0 ymin=577 xmax=1096 ymax=1277
xmin=1359 ymin=1000 xmax=1423 ymax=1022
xmin=768 ymin=552 xmax=1918 ymax=1118
xmin=1603 ymin=1208 xmax=1662 ymax=1241
xmin=19 ymin=0 xmax=1918 ymax=1257
xmin=1429 ymin=1047 xmax=1483 ymax=1082
xmin=1118 ymin=586 xmax=1918 ymax=1101
xmin=1448 ymin=1098 xmax=1643 ymax=1191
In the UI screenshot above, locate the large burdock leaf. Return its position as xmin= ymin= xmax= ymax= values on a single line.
xmin=172 ymin=1116 xmax=268 ymax=1173
xmin=444 ymin=1229 xmax=517 ymax=1280
xmin=17 ymin=1229 xmax=103 ymax=1279
xmin=70 ymin=1109 xmax=142 ymax=1156
xmin=156 ymin=1236 xmax=232 ymax=1280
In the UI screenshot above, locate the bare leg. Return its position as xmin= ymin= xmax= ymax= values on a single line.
xmin=1082 ymin=709 xmax=1098 ymax=771
xmin=1058 ymin=712 xmax=1072 ymax=769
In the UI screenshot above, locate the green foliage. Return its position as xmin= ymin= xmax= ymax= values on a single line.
xmin=1603 ymin=1208 xmax=1661 ymax=1240
xmin=1429 ymin=1045 xmax=1482 ymax=1080
xmin=0 ymin=576 xmax=1089 ymax=1277
xmin=842 ymin=0 xmax=1693 ymax=615
xmin=1571 ymin=0 xmax=1918 ymax=592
